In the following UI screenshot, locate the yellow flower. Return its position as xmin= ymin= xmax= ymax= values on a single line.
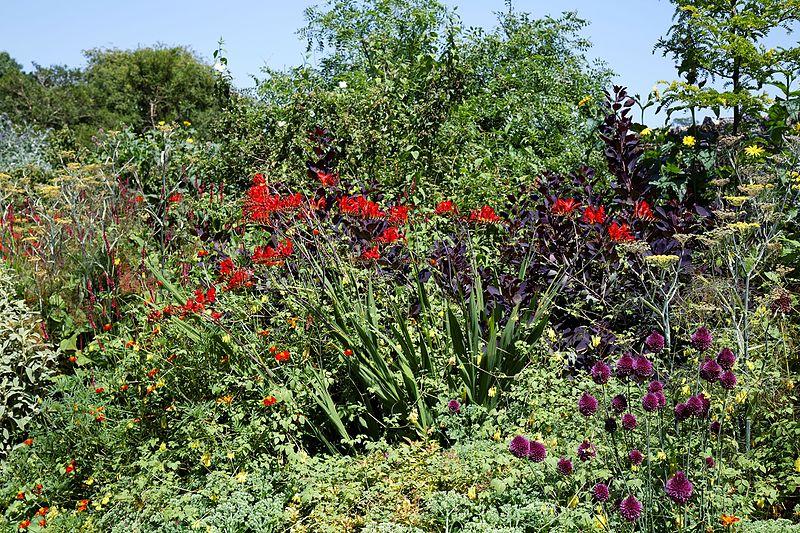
xmin=235 ymin=471 xmax=248 ymax=483
xmin=794 ymin=457 xmax=800 ymax=473
xmin=590 ymin=335 xmax=601 ymax=349
xmin=656 ymin=450 xmax=667 ymax=462
xmin=201 ymin=452 xmax=212 ymax=467
xmin=794 ymin=123 xmax=800 ymax=133
xmin=578 ymin=95 xmax=592 ymax=107
xmin=183 ymin=121 xmax=192 ymax=127
xmin=467 ymin=486 xmax=477 ymax=500
xmin=683 ymin=135 xmax=696 ymax=147
xmin=158 ymin=121 xmax=166 ymax=126
xmin=487 ymin=387 xmax=497 ymax=398
xmin=640 ymin=127 xmax=653 ymax=137
xmin=744 ymin=144 xmax=765 ymax=158
xmin=568 ymin=494 xmax=579 ymax=508
xmin=186 ymin=138 xmax=194 ymax=144
xmin=595 ymin=510 xmax=608 ymax=530
xmin=735 ymin=390 xmax=748 ymax=404
xmin=217 ymin=394 xmax=234 ymax=405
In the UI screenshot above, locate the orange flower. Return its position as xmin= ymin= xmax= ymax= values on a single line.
xmin=257 ymin=330 xmax=270 ymax=337
xmin=68 ymin=356 xmax=77 ymax=363
xmin=147 ymin=368 xmax=159 ymax=378
xmin=16 ymin=490 xmax=25 ymax=500
xmin=65 ymin=463 xmax=75 ymax=474
xmin=33 ymin=484 xmax=43 ymax=495
xmin=38 ymin=520 xmax=47 ymax=527
xmin=198 ymin=249 xmax=208 ymax=258
xmin=23 ymin=438 xmax=33 ymax=446
xmin=125 ymin=340 xmax=135 ymax=348
xmin=35 ymin=507 xmax=49 ymax=516
xmin=77 ymin=499 xmax=89 ymax=512
xmin=19 ymin=520 xmax=31 ymax=530
xmin=120 ymin=384 xmax=129 ymax=392
xmin=263 ymin=396 xmax=277 ymax=407
xmin=344 ymin=349 xmax=353 ymax=357
xmin=275 ymin=350 xmax=290 ymax=362
xmin=720 ymin=515 xmax=740 ymax=526
xmin=103 ymin=323 xmax=112 ymax=331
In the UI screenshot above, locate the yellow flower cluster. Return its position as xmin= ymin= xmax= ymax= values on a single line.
xmin=644 ymin=254 xmax=680 ymax=268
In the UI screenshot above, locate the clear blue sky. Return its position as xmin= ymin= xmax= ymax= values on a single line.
xmin=1 ymin=1 xmax=797 ymax=124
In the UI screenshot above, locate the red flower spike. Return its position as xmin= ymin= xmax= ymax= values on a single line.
xmin=608 ymin=221 xmax=635 ymax=242
xmin=583 ymin=205 xmax=606 ymax=225
xmin=435 ymin=200 xmax=456 ymax=215
xmin=552 ymin=198 xmax=581 ymax=216
xmin=469 ymin=206 xmax=502 ymax=224
xmin=634 ymin=200 xmax=654 ymax=221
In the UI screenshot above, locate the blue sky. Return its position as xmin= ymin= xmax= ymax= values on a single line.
xmin=1 ymin=1 xmax=797 ymax=124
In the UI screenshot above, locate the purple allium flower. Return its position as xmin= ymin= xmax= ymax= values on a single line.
xmin=634 ymin=356 xmax=654 ymax=379
xmin=719 ymin=370 xmax=737 ymax=390
xmin=645 ymin=330 xmax=665 ymax=353
xmin=605 ymin=417 xmax=618 ymax=433
xmin=528 ymin=440 xmax=547 ymax=463
xmin=717 ymin=347 xmax=736 ymax=370
xmin=655 ymin=391 xmax=666 ymax=407
xmin=691 ymin=326 xmax=713 ymax=351
xmin=700 ymin=357 xmax=722 ymax=382
xmin=557 ymin=456 xmax=574 ymax=476
xmin=686 ymin=395 xmax=704 ymax=417
xmin=447 ymin=399 xmax=461 ymax=413
xmin=642 ymin=392 xmax=660 ymax=412
xmin=665 ymin=471 xmax=693 ymax=504
xmin=591 ymin=361 xmax=612 ymax=385
xmin=579 ymin=392 xmax=599 ymax=417
xmin=622 ymin=413 xmax=637 ymax=431
xmin=674 ymin=402 xmax=690 ymax=421
xmin=616 ymin=353 xmax=635 ymax=378
xmin=611 ymin=394 xmax=628 ymax=413
xmin=706 ymin=456 xmax=715 ymax=469
xmin=710 ymin=420 xmax=721 ymax=435
xmin=577 ymin=440 xmax=597 ymax=462
xmin=618 ymin=494 xmax=643 ymax=522
xmin=628 ymin=449 xmax=644 ymax=466
xmin=509 ymin=435 xmax=530 ymax=458
xmin=647 ymin=380 xmax=664 ymax=394
xmin=592 ymin=483 xmax=610 ymax=502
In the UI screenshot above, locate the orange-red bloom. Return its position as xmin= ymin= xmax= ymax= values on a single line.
xmin=95 ymin=387 xmax=105 ymax=394
xmin=360 ymin=246 xmax=381 ymax=260
xmin=16 ymin=490 xmax=25 ymax=500
xmin=552 ymin=198 xmax=581 ymax=216
xmin=35 ymin=507 xmax=48 ymax=516
xmin=720 ymin=515 xmax=740 ymax=526
xmin=435 ymin=200 xmax=457 ymax=215
xmin=583 ymin=205 xmax=606 ymax=224
xmin=77 ymin=499 xmax=89 ymax=512
xmin=344 ymin=349 xmax=353 ymax=357
xmin=263 ymin=396 xmax=277 ymax=406
xmin=469 ymin=206 xmax=502 ymax=224
xmin=634 ymin=200 xmax=654 ymax=220
xmin=608 ymin=221 xmax=634 ymax=242
xmin=275 ymin=350 xmax=290 ymax=362
xmin=23 ymin=438 xmax=33 ymax=446
xmin=19 ymin=520 xmax=31 ymax=530
xmin=103 ymin=323 xmax=112 ymax=331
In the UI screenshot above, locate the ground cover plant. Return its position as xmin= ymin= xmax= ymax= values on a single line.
xmin=1 ymin=0 xmax=800 ymax=531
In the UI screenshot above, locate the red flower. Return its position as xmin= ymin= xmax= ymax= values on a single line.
xmin=275 ymin=350 xmax=291 ymax=362
xmin=253 ymin=239 xmax=293 ymax=266
xmin=360 ymin=246 xmax=381 ymax=260
xmin=35 ymin=507 xmax=48 ymax=517
xmin=608 ymin=221 xmax=634 ymax=242
xmin=19 ymin=520 xmax=31 ymax=530
xmin=338 ymin=196 xmax=385 ymax=219
xmin=316 ymin=170 xmax=339 ymax=187
xmin=469 ymin=206 xmax=502 ymax=224
xmin=198 ymin=249 xmax=208 ymax=258
xmin=168 ymin=193 xmax=183 ymax=204
xmin=219 ymin=258 xmax=235 ymax=276
xmin=135 ymin=195 xmax=144 ymax=204
xmin=120 ymin=384 xmax=129 ymax=392
xmin=95 ymin=387 xmax=105 ymax=394
xmin=23 ymin=438 xmax=33 ymax=446
xmin=435 ymin=200 xmax=456 ymax=215
xmin=243 ymin=175 xmax=302 ymax=224
xmin=147 ymin=368 xmax=159 ymax=378
xmin=344 ymin=349 xmax=353 ymax=356
xmin=583 ymin=205 xmax=606 ymax=224
xmin=103 ymin=323 xmax=112 ymax=331
xmin=77 ymin=499 xmax=89 ymax=512
xmin=33 ymin=484 xmax=43 ymax=495
xmin=38 ymin=520 xmax=47 ymax=527
xmin=65 ymin=464 xmax=75 ymax=474
xmin=16 ymin=490 xmax=25 ymax=500
xmin=552 ymin=198 xmax=581 ymax=216
xmin=210 ymin=311 xmax=223 ymax=321
xmin=377 ymin=226 xmax=402 ymax=244
xmin=224 ymin=269 xmax=254 ymax=291
xmin=388 ymin=205 xmax=409 ymax=224
xmin=263 ymin=395 xmax=277 ymax=406
xmin=634 ymin=200 xmax=654 ymax=221
xmin=95 ymin=415 xmax=105 ymax=422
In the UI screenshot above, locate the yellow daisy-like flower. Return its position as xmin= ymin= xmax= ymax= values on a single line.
xmin=640 ymin=127 xmax=653 ymax=137
xmin=578 ymin=95 xmax=592 ymax=107
xmin=682 ymin=135 xmax=696 ymax=147
xmin=186 ymin=138 xmax=194 ymax=144
xmin=183 ymin=121 xmax=192 ymax=127
xmin=235 ymin=471 xmax=248 ymax=483
xmin=744 ymin=144 xmax=765 ymax=158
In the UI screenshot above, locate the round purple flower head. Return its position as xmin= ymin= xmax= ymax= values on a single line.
xmin=691 ymin=326 xmax=713 ymax=351
xmin=509 ymin=435 xmax=530 ymax=458
xmin=447 ymin=399 xmax=461 ymax=413
xmin=557 ymin=456 xmax=574 ymax=476
xmin=710 ymin=420 xmax=721 ymax=435
xmin=674 ymin=402 xmax=690 ymax=421
xmin=579 ymin=392 xmax=599 ymax=417
xmin=647 ymin=380 xmax=664 ymax=394
xmin=700 ymin=357 xmax=722 ymax=382
xmin=645 ymin=330 xmax=665 ymax=353
xmin=717 ymin=347 xmax=736 ymax=370
xmin=634 ymin=356 xmax=654 ymax=379
xmin=665 ymin=471 xmax=693 ymax=504
xmin=605 ymin=417 xmax=618 ymax=433
xmin=616 ymin=353 xmax=635 ymax=378
xmin=611 ymin=394 xmax=627 ymax=413
xmin=628 ymin=449 xmax=644 ymax=466
xmin=655 ymin=391 xmax=666 ymax=407
xmin=592 ymin=483 xmax=610 ymax=502
xmin=528 ymin=440 xmax=547 ymax=463
xmin=618 ymin=494 xmax=643 ymax=522
xmin=577 ymin=440 xmax=597 ymax=462
xmin=686 ymin=395 xmax=704 ymax=417
xmin=622 ymin=413 xmax=637 ymax=431
xmin=719 ymin=370 xmax=737 ymax=390
xmin=642 ymin=392 xmax=660 ymax=412
xmin=591 ymin=361 xmax=611 ymax=385
xmin=706 ymin=456 xmax=715 ymax=469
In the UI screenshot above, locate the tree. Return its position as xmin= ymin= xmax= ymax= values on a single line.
xmin=656 ymin=0 xmax=800 ymax=133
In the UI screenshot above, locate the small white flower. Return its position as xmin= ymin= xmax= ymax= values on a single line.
xmin=277 ymin=120 xmax=287 ymax=128
xmin=338 ymin=80 xmax=348 ymax=89
xmin=213 ymin=62 xmax=227 ymax=73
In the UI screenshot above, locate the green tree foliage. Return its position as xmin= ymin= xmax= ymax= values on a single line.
xmin=655 ymin=0 xmax=800 ymax=132
xmin=211 ymin=0 xmax=610 ymax=201
xmin=0 ymin=46 xmax=225 ymax=145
